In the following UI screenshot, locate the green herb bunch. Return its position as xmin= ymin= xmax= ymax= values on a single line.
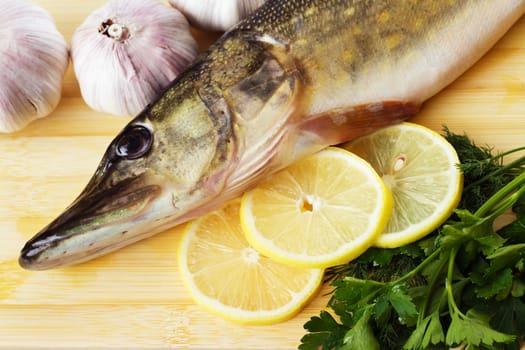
xmin=299 ymin=129 xmax=525 ymax=350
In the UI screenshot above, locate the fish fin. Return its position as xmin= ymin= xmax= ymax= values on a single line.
xmin=296 ymin=101 xmax=420 ymax=146
xmin=221 ymin=45 xmax=303 ymax=192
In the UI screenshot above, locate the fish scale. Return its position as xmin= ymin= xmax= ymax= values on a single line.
xmin=19 ymin=0 xmax=525 ymax=270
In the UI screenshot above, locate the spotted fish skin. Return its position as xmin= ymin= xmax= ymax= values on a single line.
xmin=19 ymin=0 xmax=525 ymax=270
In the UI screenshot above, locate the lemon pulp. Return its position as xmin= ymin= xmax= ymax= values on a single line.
xmin=240 ymin=147 xmax=393 ymax=268
xmin=179 ymin=199 xmax=323 ymax=325
xmin=343 ymin=122 xmax=462 ymax=248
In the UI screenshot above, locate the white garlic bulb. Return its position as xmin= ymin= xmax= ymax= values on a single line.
xmin=71 ymin=0 xmax=199 ymax=117
xmin=169 ymin=0 xmax=266 ymax=32
xmin=0 ymin=0 xmax=69 ymax=133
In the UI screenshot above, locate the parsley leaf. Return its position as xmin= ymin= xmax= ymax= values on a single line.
xmin=486 ymin=243 xmax=525 ymax=272
xmin=474 ymin=267 xmax=513 ymax=299
xmin=498 ymin=216 xmax=525 ymax=244
xmin=339 ymin=308 xmax=380 ymax=350
xmin=382 ymin=285 xmax=418 ymax=325
xmin=491 ymin=297 xmax=525 ymax=342
xmin=300 ymin=311 xmax=347 ymax=350
xmin=403 ymin=312 xmax=444 ymax=350
xmin=445 ymin=308 xmax=515 ymax=347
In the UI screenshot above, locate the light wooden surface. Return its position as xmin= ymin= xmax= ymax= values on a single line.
xmin=1 ymin=1 xmax=525 ymax=349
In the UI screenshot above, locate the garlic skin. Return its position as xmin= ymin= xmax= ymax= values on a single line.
xmin=169 ymin=0 xmax=266 ymax=32
xmin=71 ymin=0 xmax=198 ymax=117
xmin=0 ymin=0 xmax=69 ymax=133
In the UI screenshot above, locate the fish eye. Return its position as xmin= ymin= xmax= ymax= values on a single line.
xmin=115 ymin=125 xmax=153 ymax=160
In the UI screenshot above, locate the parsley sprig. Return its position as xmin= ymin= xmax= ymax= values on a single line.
xmin=300 ymin=129 xmax=525 ymax=350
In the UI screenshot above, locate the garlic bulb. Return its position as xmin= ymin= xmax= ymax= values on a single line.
xmin=0 ymin=0 xmax=69 ymax=133
xmin=71 ymin=0 xmax=198 ymax=117
xmin=169 ymin=0 xmax=266 ymax=32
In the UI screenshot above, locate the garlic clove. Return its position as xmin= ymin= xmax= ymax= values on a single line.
xmin=0 ymin=0 xmax=69 ymax=133
xmin=169 ymin=0 xmax=267 ymax=32
xmin=71 ymin=0 xmax=199 ymax=117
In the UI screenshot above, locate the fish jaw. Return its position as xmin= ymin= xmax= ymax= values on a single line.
xmin=18 ymin=166 xmax=244 ymax=271
xmin=18 ymin=173 xmax=166 ymax=270
xmin=18 ymin=170 xmax=227 ymax=271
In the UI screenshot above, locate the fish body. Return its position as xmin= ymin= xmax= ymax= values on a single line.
xmin=20 ymin=0 xmax=525 ymax=270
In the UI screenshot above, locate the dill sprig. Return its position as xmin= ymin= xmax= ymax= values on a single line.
xmin=442 ymin=126 xmax=525 ymax=212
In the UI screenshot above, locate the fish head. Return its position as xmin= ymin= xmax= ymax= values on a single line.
xmin=19 ymin=81 xmax=236 ymax=270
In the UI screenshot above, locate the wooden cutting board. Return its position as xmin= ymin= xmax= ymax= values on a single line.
xmin=1 ymin=1 xmax=525 ymax=348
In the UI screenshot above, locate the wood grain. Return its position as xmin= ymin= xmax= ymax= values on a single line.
xmin=1 ymin=1 xmax=525 ymax=349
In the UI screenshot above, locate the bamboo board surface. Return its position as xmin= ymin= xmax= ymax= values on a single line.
xmin=1 ymin=1 xmax=525 ymax=349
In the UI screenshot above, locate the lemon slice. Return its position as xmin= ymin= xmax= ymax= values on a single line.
xmin=240 ymin=147 xmax=393 ymax=268
xmin=343 ymin=122 xmax=462 ymax=248
xmin=179 ymin=199 xmax=323 ymax=325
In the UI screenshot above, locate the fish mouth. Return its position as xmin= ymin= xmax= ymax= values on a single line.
xmin=19 ymin=177 xmax=163 ymax=270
